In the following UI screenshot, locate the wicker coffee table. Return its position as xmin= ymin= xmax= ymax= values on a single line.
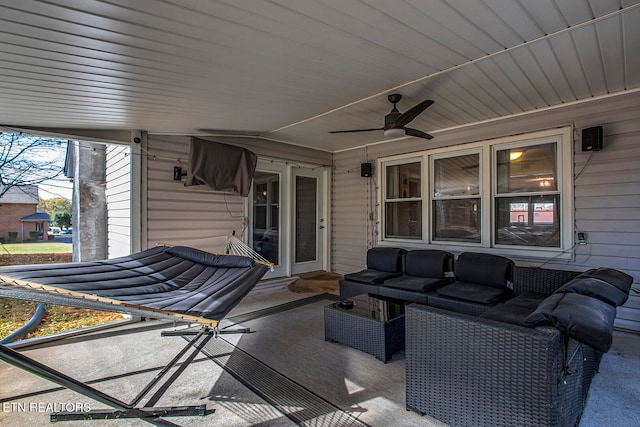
xmin=324 ymin=293 xmax=406 ymax=362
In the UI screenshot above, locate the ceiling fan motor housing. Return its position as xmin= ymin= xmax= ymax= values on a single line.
xmin=385 ymin=111 xmax=401 ymax=128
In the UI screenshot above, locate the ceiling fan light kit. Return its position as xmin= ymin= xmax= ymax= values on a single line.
xmin=383 ymin=128 xmax=405 ymax=137
xmin=329 ymin=94 xmax=434 ymax=140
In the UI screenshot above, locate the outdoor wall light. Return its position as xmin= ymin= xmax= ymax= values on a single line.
xmin=173 ymin=166 xmax=187 ymax=181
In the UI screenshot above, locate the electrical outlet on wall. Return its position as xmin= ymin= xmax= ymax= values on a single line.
xmin=577 ymin=232 xmax=587 ymax=245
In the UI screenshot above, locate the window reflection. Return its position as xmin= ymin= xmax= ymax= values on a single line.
xmin=252 ymin=172 xmax=279 ymax=264
xmin=497 ymin=143 xmax=557 ymax=194
xmin=433 ymin=199 xmax=480 ymax=242
xmin=495 ymin=195 xmax=560 ymax=247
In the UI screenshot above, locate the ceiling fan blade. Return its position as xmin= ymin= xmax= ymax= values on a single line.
xmin=404 ymin=127 xmax=434 ymax=140
xmin=328 ymin=128 xmax=383 ymax=134
xmin=393 ymin=99 xmax=434 ymax=128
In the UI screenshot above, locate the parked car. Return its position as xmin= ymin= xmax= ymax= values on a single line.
xmin=48 ymin=227 xmax=61 ymax=235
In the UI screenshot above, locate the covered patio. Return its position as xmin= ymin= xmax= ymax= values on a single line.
xmin=0 ymin=1 xmax=639 ymax=425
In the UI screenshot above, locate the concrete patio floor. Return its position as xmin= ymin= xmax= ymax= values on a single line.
xmin=0 ymin=285 xmax=639 ymax=427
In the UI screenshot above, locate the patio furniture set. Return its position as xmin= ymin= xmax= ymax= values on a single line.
xmin=326 ymin=247 xmax=633 ymax=427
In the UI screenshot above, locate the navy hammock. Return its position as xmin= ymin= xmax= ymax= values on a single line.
xmin=0 ymin=246 xmax=269 ymax=422
xmin=0 ymin=245 xmax=269 ymax=328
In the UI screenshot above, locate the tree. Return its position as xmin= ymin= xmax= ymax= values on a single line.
xmin=39 ymin=197 xmax=72 ymax=217
xmin=0 ymin=132 xmax=68 ymax=198
xmin=53 ymin=211 xmax=72 ymax=229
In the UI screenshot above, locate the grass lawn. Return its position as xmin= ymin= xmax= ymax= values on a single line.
xmin=0 ymin=298 xmax=124 ymax=340
xmin=0 ymin=242 xmax=123 ymax=341
xmin=0 ymin=242 xmax=72 ymax=254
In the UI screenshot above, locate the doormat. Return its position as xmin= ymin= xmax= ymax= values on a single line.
xmin=287 ymin=272 xmax=342 ymax=294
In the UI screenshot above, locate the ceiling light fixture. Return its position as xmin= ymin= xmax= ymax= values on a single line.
xmin=510 ymin=151 xmax=523 ymax=161
xmin=383 ymin=128 xmax=406 ymax=138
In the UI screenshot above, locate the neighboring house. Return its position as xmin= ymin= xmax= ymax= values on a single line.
xmin=0 ymin=186 xmax=49 ymax=243
xmin=20 ymin=209 xmax=51 ymax=242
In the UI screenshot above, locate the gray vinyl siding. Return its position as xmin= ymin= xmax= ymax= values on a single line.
xmin=105 ymin=144 xmax=132 ymax=258
xmin=332 ymin=92 xmax=640 ymax=332
xmin=332 ymin=151 xmax=373 ymax=273
xmin=142 ymin=135 xmax=331 ymax=254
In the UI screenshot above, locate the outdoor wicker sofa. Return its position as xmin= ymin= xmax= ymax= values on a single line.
xmin=406 ymin=266 xmax=633 ymax=427
xmin=339 ymin=247 xmax=634 ymax=426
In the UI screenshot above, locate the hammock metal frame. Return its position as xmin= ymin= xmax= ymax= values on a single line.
xmin=0 ymin=244 xmax=270 ymax=423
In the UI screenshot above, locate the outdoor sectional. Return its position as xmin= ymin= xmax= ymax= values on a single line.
xmin=339 ymin=247 xmax=634 ymax=427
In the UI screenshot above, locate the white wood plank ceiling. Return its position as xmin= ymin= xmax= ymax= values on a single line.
xmin=0 ymin=0 xmax=638 ymax=152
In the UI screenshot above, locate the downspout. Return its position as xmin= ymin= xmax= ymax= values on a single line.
xmin=0 ymin=303 xmax=47 ymax=344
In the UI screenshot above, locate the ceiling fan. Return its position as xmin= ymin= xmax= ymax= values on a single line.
xmin=329 ymin=94 xmax=434 ymax=140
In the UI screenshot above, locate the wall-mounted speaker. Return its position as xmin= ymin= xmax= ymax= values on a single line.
xmin=582 ymin=126 xmax=603 ymax=151
xmin=361 ymin=162 xmax=372 ymax=177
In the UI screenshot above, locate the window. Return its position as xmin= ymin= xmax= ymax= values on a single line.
xmin=494 ymin=142 xmax=560 ymax=247
xmin=383 ymin=161 xmax=422 ymax=240
xmin=432 ymin=153 xmax=481 ymax=243
xmin=252 ymin=173 xmax=280 ymax=264
xmin=378 ymin=127 xmax=573 ymax=256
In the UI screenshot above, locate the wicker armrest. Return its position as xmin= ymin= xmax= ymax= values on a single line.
xmin=405 ymin=304 xmax=587 ymax=427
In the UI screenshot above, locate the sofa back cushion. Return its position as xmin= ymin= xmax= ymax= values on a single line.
xmin=556 ymin=276 xmax=629 ymax=307
xmin=580 ymin=268 xmax=633 ymax=295
xmin=405 ymin=250 xmax=453 ymax=278
xmin=367 ymin=247 xmax=406 ymax=273
xmin=454 ymin=252 xmax=514 ymax=288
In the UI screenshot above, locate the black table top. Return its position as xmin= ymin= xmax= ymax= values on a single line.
xmin=329 ymin=293 xmax=406 ymax=322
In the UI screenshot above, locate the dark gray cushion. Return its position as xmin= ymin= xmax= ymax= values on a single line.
xmin=580 ymin=268 xmax=633 ymax=295
xmin=366 ymin=247 xmax=406 ymax=273
xmin=167 ymin=246 xmax=254 ymax=268
xmin=556 ymin=276 xmax=628 ymax=307
xmin=404 ymin=250 xmax=453 ymax=278
xmin=480 ymin=303 xmax=535 ymax=325
xmin=454 ymin=252 xmax=514 ymax=288
xmin=436 ymin=282 xmax=512 ymax=305
xmin=524 ymin=292 xmax=616 ymax=352
xmin=384 ymin=276 xmax=446 ymax=293
xmin=524 ymin=293 xmax=563 ymax=326
xmin=507 ymin=291 xmax=549 ymax=309
xmin=343 ymin=269 xmax=402 ymax=285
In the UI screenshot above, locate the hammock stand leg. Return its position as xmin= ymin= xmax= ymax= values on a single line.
xmin=0 ymin=327 xmax=217 ymax=423
xmin=161 ymin=326 xmax=252 ymax=336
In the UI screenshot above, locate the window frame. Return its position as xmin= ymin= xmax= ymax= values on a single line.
xmin=430 ymin=148 xmax=483 ymax=246
xmin=377 ymin=127 xmax=574 ymax=259
xmin=492 ymin=137 xmax=564 ymax=250
xmin=379 ymin=156 xmax=426 ymax=243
